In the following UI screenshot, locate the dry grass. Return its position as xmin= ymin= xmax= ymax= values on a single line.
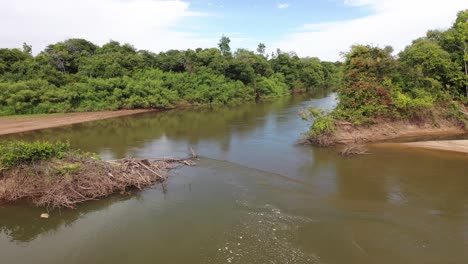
xmin=0 ymin=153 xmax=194 ymax=209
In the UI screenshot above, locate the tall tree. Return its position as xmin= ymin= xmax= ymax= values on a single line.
xmin=217 ymin=35 xmax=231 ymax=56
xmin=22 ymin=43 xmax=32 ymax=56
xmin=256 ymin=43 xmax=266 ymax=56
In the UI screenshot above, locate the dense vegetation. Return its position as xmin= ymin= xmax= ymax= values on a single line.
xmin=306 ymin=10 xmax=468 ymax=138
xmin=0 ymin=36 xmax=341 ymax=115
xmin=0 ymin=141 xmax=71 ymax=169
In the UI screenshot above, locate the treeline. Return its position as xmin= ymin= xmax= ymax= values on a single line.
xmin=307 ymin=9 xmax=468 ymax=138
xmin=0 ymin=36 xmax=341 ymax=115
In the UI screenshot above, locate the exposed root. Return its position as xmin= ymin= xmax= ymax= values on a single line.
xmin=300 ymin=133 xmax=335 ymax=147
xmin=0 ymin=154 xmax=195 ymax=209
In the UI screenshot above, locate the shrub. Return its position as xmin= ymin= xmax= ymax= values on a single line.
xmin=0 ymin=141 xmax=71 ymax=169
xmin=392 ymin=88 xmax=434 ymax=118
xmin=302 ymin=107 xmax=336 ymax=136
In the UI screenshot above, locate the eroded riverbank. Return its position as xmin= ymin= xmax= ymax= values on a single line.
xmin=318 ymin=118 xmax=468 ymax=145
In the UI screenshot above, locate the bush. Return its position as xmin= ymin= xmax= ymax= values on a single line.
xmin=302 ymin=107 xmax=336 ymax=136
xmin=0 ymin=141 xmax=71 ymax=169
xmin=255 ymin=73 xmax=289 ymax=98
xmin=392 ymin=88 xmax=434 ymax=118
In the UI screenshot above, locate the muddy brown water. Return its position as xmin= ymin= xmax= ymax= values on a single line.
xmin=1 ymin=93 xmax=468 ymax=264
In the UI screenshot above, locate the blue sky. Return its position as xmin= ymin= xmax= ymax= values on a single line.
xmin=0 ymin=0 xmax=467 ymax=61
xmin=180 ymin=0 xmax=372 ymax=43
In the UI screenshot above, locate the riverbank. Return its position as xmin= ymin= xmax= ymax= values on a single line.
xmin=395 ymin=140 xmax=468 ymax=154
xmin=335 ymin=120 xmax=467 ymax=144
xmin=0 ymin=109 xmax=155 ymax=136
xmin=312 ymin=118 xmax=467 ymax=145
xmin=0 ymin=141 xmax=195 ymax=208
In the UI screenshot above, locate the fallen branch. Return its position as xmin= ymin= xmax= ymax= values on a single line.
xmin=340 ymin=144 xmax=369 ymax=156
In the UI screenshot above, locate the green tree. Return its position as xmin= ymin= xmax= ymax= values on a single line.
xmin=335 ymin=45 xmax=397 ymax=123
xmin=452 ymin=10 xmax=468 ymax=96
xmin=218 ymin=35 xmax=231 ymax=56
xmin=22 ymin=43 xmax=32 ymax=56
xmin=399 ymin=38 xmax=461 ymax=94
xmin=256 ymin=43 xmax=266 ymax=56
xmin=429 ymin=10 xmax=468 ymax=97
xmin=270 ymin=52 xmax=302 ymax=90
xmin=300 ymin=57 xmax=326 ymax=89
xmin=44 ymin=38 xmax=97 ymax=73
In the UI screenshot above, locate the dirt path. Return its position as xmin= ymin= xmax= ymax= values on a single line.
xmin=400 ymin=140 xmax=468 ymax=154
xmin=0 ymin=109 xmax=155 ymax=136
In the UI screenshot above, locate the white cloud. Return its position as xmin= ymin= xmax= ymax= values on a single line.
xmin=0 ymin=0 xmax=214 ymax=53
xmin=277 ymin=3 xmax=290 ymax=9
xmin=273 ymin=0 xmax=468 ymax=61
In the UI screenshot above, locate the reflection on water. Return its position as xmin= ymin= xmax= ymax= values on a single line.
xmin=2 ymin=94 xmax=323 ymax=158
xmin=1 ymin=92 xmax=468 ymax=264
xmin=0 ymin=195 xmax=134 ymax=242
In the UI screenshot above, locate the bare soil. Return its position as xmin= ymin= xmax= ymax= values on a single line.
xmin=0 ymin=109 xmax=155 ymax=136
xmin=316 ymin=116 xmax=468 ymax=154
xmin=331 ymin=119 xmax=467 ymax=144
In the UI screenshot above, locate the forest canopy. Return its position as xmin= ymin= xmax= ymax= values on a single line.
xmin=0 ymin=38 xmax=341 ymax=116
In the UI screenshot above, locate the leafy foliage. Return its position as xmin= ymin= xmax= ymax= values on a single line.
xmin=0 ymin=141 xmax=71 ymax=169
xmin=0 ymin=37 xmax=341 ymax=116
xmin=307 ymin=9 xmax=468 ymax=137
xmin=302 ymin=107 xmax=335 ymax=136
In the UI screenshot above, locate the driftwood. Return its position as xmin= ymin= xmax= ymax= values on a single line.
xmin=340 ymin=144 xmax=369 ymax=156
xmin=0 ymin=155 xmax=196 ymax=209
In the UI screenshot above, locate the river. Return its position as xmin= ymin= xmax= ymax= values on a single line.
xmin=1 ymin=93 xmax=467 ymax=264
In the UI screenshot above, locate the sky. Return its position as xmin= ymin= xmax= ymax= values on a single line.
xmin=0 ymin=0 xmax=467 ymax=61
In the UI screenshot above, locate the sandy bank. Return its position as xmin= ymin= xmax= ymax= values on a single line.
xmin=400 ymin=140 xmax=468 ymax=154
xmin=0 ymin=109 xmax=155 ymax=136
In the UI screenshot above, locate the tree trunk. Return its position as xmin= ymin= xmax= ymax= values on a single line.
xmin=465 ymin=59 xmax=467 ymax=97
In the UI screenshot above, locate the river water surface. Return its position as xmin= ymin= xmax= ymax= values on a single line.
xmin=1 ymin=93 xmax=468 ymax=264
